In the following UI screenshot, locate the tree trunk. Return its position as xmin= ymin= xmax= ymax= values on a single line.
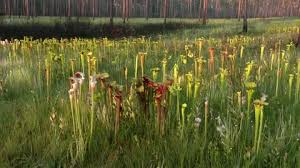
xmin=243 ymin=0 xmax=248 ymax=33
xmin=202 ymin=0 xmax=207 ymax=25
xmin=93 ymin=0 xmax=95 ymax=19
xmin=163 ymin=0 xmax=167 ymax=25
xmin=237 ymin=0 xmax=242 ymax=21
xmin=145 ymin=0 xmax=149 ymax=20
xmin=110 ymin=0 xmax=114 ymax=25
xmin=198 ymin=0 xmax=202 ymax=21
xmin=68 ymin=0 xmax=71 ymax=18
xmin=26 ymin=0 xmax=29 ymax=19
xmin=122 ymin=0 xmax=126 ymax=23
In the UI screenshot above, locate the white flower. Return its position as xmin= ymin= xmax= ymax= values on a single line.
xmin=216 ymin=125 xmax=226 ymax=137
xmin=195 ymin=117 xmax=202 ymax=123
xmin=59 ymin=117 xmax=65 ymax=129
xmin=261 ymin=93 xmax=268 ymax=102
xmin=50 ymin=113 xmax=56 ymax=127
xmin=194 ymin=117 xmax=201 ymax=128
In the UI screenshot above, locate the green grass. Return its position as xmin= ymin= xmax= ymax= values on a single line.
xmin=0 ymin=17 xmax=299 ymax=167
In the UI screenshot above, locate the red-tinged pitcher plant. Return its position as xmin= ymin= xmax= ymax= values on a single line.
xmin=143 ymin=76 xmax=173 ymax=135
xmin=114 ymin=86 xmax=123 ymax=139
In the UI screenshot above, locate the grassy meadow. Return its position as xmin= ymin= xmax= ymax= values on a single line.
xmin=0 ymin=18 xmax=300 ymax=167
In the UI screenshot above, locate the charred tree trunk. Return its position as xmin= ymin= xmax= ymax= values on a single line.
xmin=238 ymin=0 xmax=242 ymax=21
xmin=122 ymin=0 xmax=126 ymax=23
xmin=145 ymin=0 xmax=149 ymax=20
xmin=68 ymin=0 xmax=71 ymax=18
xmin=198 ymin=0 xmax=202 ymax=21
xmin=163 ymin=0 xmax=167 ymax=25
xmin=93 ymin=0 xmax=96 ymax=19
xmin=202 ymin=0 xmax=208 ymax=25
xmin=243 ymin=0 xmax=248 ymax=32
xmin=110 ymin=0 xmax=114 ymax=26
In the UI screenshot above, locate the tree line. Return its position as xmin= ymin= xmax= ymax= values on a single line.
xmin=1 ymin=0 xmax=299 ymax=20
xmin=0 ymin=0 xmax=299 ymax=33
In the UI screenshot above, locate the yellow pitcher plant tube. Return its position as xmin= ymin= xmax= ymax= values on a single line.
xmin=194 ymin=80 xmax=201 ymax=99
xmin=173 ymin=64 xmax=179 ymax=84
xmin=80 ymin=52 xmax=85 ymax=74
xmin=270 ymin=50 xmax=275 ymax=70
xmin=185 ymin=72 xmax=193 ymax=99
xmin=240 ymin=46 xmax=244 ymax=58
xmin=260 ymin=44 xmax=265 ymax=61
xmin=288 ymin=74 xmax=294 ymax=100
xmin=135 ymin=54 xmax=139 ymax=79
xmin=244 ymin=61 xmax=254 ymax=81
xmin=220 ymin=68 xmax=228 ymax=90
xmin=253 ymin=98 xmax=268 ymax=154
xmin=162 ymin=58 xmax=168 ymax=82
xmin=181 ymin=103 xmax=187 ymax=138
xmin=245 ymin=82 xmax=257 ymax=120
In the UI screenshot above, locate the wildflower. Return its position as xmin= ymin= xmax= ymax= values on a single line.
xmin=50 ymin=112 xmax=56 ymax=127
xmin=187 ymin=50 xmax=194 ymax=58
xmin=59 ymin=117 xmax=65 ymax=129
xmin=180 ymin=55 xmax=187 ymax=64
xmin=195 ymin=117 xmax=201 ymax=123
xmin=184 ymin=45 xmax=189 ymax=52
xmin=216 ymin=125 xmax=226 ymax=137
xmin=194 ymin=117 xmax=201 ymax=128
xmin=261 ymin=93 xmax=268 ymax=102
